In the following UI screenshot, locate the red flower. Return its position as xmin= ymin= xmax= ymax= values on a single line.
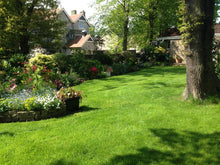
xmin=91 ymin=67 xmax=97 ymax=71
xmin=47 ymin=70 xmax=50 ymax=72
xmin=29 ymin=78 xmax=33 ymax=81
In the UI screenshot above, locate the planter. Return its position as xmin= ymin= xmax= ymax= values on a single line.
xmin=65 ymin=97 xmax=80 ymax=112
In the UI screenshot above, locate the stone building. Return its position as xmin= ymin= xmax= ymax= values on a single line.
xmin=157 ymin=25 xmax=220 ymax=64
xmin=57 ymin=8 xmax=96 ymax=54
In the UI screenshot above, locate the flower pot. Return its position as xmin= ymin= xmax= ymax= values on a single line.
xmin=65 ymin=97 xmax=80 ymax=112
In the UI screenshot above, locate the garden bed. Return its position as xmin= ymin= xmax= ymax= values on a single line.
xmin=0 ymin=108 xmax=66 ymax=123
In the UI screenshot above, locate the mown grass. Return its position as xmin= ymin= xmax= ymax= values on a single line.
xmin=0 ymin=66 xmax=220 ymax=165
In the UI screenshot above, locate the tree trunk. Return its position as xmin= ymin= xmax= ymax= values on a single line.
xmin=183 ymin=0 xmax=219 ymax=100
xmin=122 ymin=18 xmax=129 ymax=51
xmin=19 ymin=28 xmax=30 ymax=55
xmin=122 ymin=0 xmax=129 ymax=51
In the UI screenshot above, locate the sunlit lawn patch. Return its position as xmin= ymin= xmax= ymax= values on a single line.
xmin=0 ymin=66 xmax=219 ymax=165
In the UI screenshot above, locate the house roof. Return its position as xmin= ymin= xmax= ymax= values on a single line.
xmin=70 ymin=14 xmax=83 ymax=22
xmin=70 ymin=13 xmax=91 ymax=27
xmin=159 ymin=28 xmax=181 ymax=37
xmin=56 ymin=8 xmax=74 ymax=23
xmin=66 ymin=34 xmax=92 ymax=48
xmin=158 ymin=24 xmax=220 ymax=40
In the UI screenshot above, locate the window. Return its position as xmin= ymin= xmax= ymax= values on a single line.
xmin=79 ymin=21 xmax=85 ymax=29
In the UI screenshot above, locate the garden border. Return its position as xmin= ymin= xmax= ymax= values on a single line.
xmin=0 ymin=108 xmax=66 ymax=123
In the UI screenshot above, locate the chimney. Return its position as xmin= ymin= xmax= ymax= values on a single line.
xmin=80 ymin=10 xmax=86 ymax=17
xmin=71 ymin=10 xmax=77 ymax=15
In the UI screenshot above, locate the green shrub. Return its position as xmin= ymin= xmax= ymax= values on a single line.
xmin=92 ymin=51 xmax=113 ymax=65
xmin=58 ymin=71 xmax=81 ymax=87
xmin=0 ymin=47 xmax=14 ymax=57
xmin=28 ymin=53 xmax=56 ymax=70
xmin=0 ymin=60 xmax=9 ymax=71
xmin=53 ymin=53 xmax=72 ymax=73
xmin=140 ymin=46 xmax=170 ymax=65
xmin=8 ymin=54 xmax=28 ymax=68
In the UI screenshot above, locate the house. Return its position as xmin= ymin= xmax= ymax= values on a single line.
xmin=57 ymin=8 xmax=96 ymax=54
xmin=157 ymin=25 xmax=220 ymax=64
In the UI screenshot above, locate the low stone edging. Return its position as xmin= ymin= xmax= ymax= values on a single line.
xmin=0 ymin=108 xmax=66 ymax=123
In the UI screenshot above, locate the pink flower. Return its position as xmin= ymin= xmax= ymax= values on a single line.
xmin=10 ymin=84 xmax=17 ymax=91
xmin=9 ymin=79 xmax=16 ymax=83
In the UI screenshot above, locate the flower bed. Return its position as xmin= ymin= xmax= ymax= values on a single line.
xmin=0 ymin=88 xmax=66 ymax=123
xmin=0 ymin=87 xmax=83 ymax=123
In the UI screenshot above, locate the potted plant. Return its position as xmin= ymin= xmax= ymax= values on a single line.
xmin=55 ymin=87 xmax=83 ymax=113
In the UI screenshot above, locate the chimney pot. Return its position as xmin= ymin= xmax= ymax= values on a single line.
xmin=80 ymin=10 xmax=86 ymax=17
xmin=71 ymin=10 xmax=77 ymax=15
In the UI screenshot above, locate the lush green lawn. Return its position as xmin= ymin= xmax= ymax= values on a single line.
xmin=0 ymin=66 xmax=220 ymax=165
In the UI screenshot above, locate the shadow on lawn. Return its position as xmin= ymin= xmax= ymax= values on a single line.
xmin=100 ymin=67 xmax=186 ymax=85
xmin=127 ymin=66 xmax=186 ymax=77
xmin=0 ymin=131 xmax=14 ymax=137
xmin=80 ymin=105 xmax=100 ymax=112
xmin=106 ymin=129 xmax=220 ymax=165
xmin=50 ymin=158 xmax=78 ymax=165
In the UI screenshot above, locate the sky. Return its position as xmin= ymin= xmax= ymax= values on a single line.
xmin=58 ymin=0 xmax=96 ymax=20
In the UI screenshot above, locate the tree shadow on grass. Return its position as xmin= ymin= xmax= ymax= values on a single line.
xmin=105 ymin=129 xmax=220 ymax=165
xmin=99 ymin=67 xmax=186 ymax=86
xmin=50 ymin=158 xmax=78 ymax=165
xmin=126 ymin=66 xmax=186 ymax=77
xmin=0 ymin=132 xmax=14 ymax=137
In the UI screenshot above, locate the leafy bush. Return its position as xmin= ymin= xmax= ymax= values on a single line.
xmin=53 ymin=71 xmax=81 ymax=88
xmin=8 ymin=54 xmax=28 ymax=68
xmin=28 ymin=53 xmax=56 ymax=70
xmin=91 ymin=51 xmax=113 ymax=65
xmin=111 ymin=63 xmax=138 ymax=76
xmin=0 ymin=47 xmax=14 ymax=57
xmin=53 ymin=53 xmax=72 ymax=73
xmin=140 ymin=46 xmax=170 ymax=65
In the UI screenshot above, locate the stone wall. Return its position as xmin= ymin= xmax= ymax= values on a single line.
xmin=0 ymin=108 xmax=66 ymax=123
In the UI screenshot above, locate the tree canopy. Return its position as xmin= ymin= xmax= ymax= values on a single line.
xmin=93 ymin=0 xmax=180 ymax=50
xmin=93 ymin=0 xmax=133 ymax=51
xmin=0 ymin=0 xmax=65 ymax=55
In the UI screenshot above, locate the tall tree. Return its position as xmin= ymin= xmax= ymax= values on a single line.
xmin=181 ymin=0 xmax=220 ymax=100
xmin=94 ymin=0 xmax=133 ymax=51
xmin=131 ymin=0 xmax=180 ymax=47
xmin=0 ymin=0 xmax=65 ymax=55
